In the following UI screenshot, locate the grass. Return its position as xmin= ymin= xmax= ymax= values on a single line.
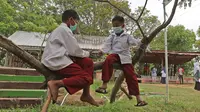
xmin=1 ymin=81 xmax=200 ymax=112
xmin=0 ymin=89 xmax=46 ymax=98
xmin=0 ymin=75 xmax=45 ymax=82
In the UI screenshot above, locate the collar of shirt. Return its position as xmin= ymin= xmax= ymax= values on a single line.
xmin=111 ymin=31 xmax=128 ymax=37
xmin=60 ymin=23 xmax=73 ymax=33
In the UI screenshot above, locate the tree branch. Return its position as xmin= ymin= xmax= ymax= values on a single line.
xmin=147 ymin=0 xmax=178 ymax=43
xmin=94 ymin=0 xmax=146 ymax=38
xmin=137 ymin=0 xmax=148 ymax=21
xmin=132 ymin=0 xmax=178 ymax=64
xmin=0 ymin=35 xmax=61 ymax=88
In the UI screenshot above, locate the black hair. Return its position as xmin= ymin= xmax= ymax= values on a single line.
xmin=112 ymin=15 xmax=124 ymax=23
xmin=62 ymin=9 xmax=80 ymax=22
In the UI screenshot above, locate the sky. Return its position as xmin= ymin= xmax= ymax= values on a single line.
xmin=128 ymin=0 xmax=200 ymax=35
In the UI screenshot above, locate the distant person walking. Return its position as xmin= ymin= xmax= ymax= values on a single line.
xmin=151 ymin=67 xmax=157 ymax=83
xmin=178 ymin=66 xmax=184 ymax=84
xmin=194 ymin=59 xmax=200 ymax=91
xmin=161 ymin=67 xmax=166 ymax=84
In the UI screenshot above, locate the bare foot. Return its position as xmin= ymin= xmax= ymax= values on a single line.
xmin=80 ymin=95 xmax=99 ymax=107
xmin=47 ymin=80 xmax=59 ymax=103
xmin=95 ymin=99 xmax=106 ymax=105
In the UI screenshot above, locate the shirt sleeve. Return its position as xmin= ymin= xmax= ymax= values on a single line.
xmin=128 ymin=35 xmax=141 ymax=46
xmin=101 ymin=35 xmax=113 ymax=53
xmin=60 ymin=28 xmax=90 ymax=58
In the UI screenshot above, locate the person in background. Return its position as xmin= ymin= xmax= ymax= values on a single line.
xmin=151 ymin=66 xmax=157 ymax=83
xmin=161 ymin=67 xmax=166 ymax=84
xmin=178 ymin=66 xmax=184 ymax=84
xmin=194 ymin=59 xmax=200 ymax=91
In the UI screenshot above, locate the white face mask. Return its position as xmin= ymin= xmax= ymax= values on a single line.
xmin=112 ymin=26 xmax=123 ymax=34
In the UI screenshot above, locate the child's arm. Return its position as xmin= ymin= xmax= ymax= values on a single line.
xmin=101 ymin=35 xmax=113 ymax=53
xmin=128 ymin=35 xmax=152 ymax=52
xmin=128 ymin=35 xmax=141 ymax=46
xmin=60 ymin=29 xmax=90 ymax=58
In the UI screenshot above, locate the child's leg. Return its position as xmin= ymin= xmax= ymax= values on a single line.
xmin=48 ymin=59 xmax=95 ymax=105
xmin=101 ymin=54 xmax=120 ymax=88
xmin=73 ymin=58 xmax=98 ymax=106
xmin=95 ymin=54 xmax=120 ymax=94
xmin=80 ymin=85 xmax=99 ymax=106
xmin=122 ymin=64 xmax=145 ymax=103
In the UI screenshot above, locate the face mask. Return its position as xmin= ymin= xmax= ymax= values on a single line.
xmin=70 ymin=24 xmax=77 ymax=32
xmin=69 ymin=18 xmax=77 ymax=32
xmin=113 ymin=26 xmax=123 ymax=34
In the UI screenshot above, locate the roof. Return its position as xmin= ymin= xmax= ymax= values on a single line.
xmin=8 ymin=32 xmax=200 ymax=64
xmin=140 ymin=50 xmax=200 ymax=64
xmin=8 ymin=31 xmax=49 ymax=47
xmin=8 ymin=31 xmax=106 ymax=50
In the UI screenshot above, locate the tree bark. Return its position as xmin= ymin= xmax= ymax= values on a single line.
xmin=0 ymin=35 xmax=56 ymax=82
xmin=110 ymin=72 xmax=125 ymax=103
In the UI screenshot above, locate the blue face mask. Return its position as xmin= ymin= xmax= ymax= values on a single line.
xmin=113 ymin=27 xmax=123 ymax=34
xmin=70 ymin=24 xmax=77 ymax=32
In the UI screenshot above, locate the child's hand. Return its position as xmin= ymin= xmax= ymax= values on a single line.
xmin=89 ymin=50 xmax=104 ymax=58
xmin=98 ymin=50 xmax=103 ymax=56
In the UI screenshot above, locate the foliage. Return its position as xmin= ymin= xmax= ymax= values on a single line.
xmin=0 ymin=0 xmax=132 ymax=36
xmin=194 ymin=26 xmax=200 ymax=50
xmin=0 ymin=0 xmax=18 ymax=36
xmin=126 ymin=7 xmax=161 ymax=39
xmin=0 ymin=0 xmax=161 ymax=37
xmin=178 ymin=0 xmax=193 ymax=9
xmin=150 ymin=25 xmax=196 ymax=51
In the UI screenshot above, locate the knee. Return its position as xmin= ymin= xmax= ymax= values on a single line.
xmin=85 ymin=76 xmax=93 ymax=85
xmin=88 ymin=77 xmax=93 ymax=84
xmin=82 ymin=58 xmax=93 ymax=66
xmin=105 ymin=55 xmax=115 ymax=63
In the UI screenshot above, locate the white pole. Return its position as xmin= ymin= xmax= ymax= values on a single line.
xmin=163 ymin=0 xmax=169 ymax=103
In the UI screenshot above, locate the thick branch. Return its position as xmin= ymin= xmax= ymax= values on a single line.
xmin=147 ymin=0 xmax=178 ymax=43
xmin=132 ymin=0 xmax=178 ymax=64
xmin=0 ymin=35 xmax=56 ymax=81
xmin=110 ymin=72 xmax=125 ymax=103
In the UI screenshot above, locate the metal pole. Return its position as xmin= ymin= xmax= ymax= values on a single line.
xmin=163 ymin=0 xmax=169 ymax=103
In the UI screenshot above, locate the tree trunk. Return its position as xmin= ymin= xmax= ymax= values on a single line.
xmin=110 ymin=72 xmax=125 ymax=103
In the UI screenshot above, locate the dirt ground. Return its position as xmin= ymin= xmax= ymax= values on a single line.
xmin=56 ymin=88 xmax=105 ymax=106
xmin=150 ymin=83 xmax=194 ymax=88
xmin=55 ymin=83 xmax=194 ymax=106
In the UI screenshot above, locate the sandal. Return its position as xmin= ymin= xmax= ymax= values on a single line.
xmin=95 ymin=87 xmax=108 ymax=94
xmin=135 ymin=101 xmax=148 ymax=107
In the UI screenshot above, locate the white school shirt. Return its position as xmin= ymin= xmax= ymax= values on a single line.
xmin=101 ymin=32 xmax=141 ymax=64
xmin=151 ymin=68 xmax=157 ymax=77
xmin=194 ymin=61 xmax=200 ymax=74
xmin=178 ymin=68 xmax=184 ymax=75
xmin=41 ymin=23 xmax=89 ymax=71
xmin=161 ymin=70 xmax=166 ymax=77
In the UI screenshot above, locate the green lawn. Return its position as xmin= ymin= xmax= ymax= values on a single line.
xmin=0 ymin=89 xmax=46 ymax=98
xmin=0 ymin=75 xmax=45 ymax=82
xmin=1 ymin=82 xmax=200 ymax=112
